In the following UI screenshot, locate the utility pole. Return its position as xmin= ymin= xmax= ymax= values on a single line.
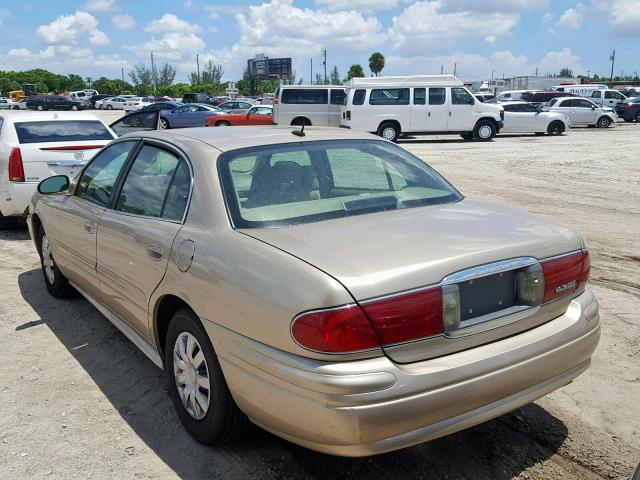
xmin=310 ymin=58 xmax=313 ymax=85
xmin=196 ymin=53 xmax=200 ymax=83
xmin=440 ymin=65 xmax=444 ymax=74
xmin=491 ymin=70 xmax=494 ymax=80
xmin=609 ymin=49 xmax=616 ymax=82
xmin=150 ymin=51 xmax=156 ymax=93
xmin=323 ymin=49 xmax=327 ymax=85
xmin=587 ymin=70 xmax=591 ymax=79
xmin=535 ymin=67 xmax=538 ymax=77
xmin=121 ymin=67 xmax=124 ymax=83
xmin=453 ymin=62 xmax=457 ymax=77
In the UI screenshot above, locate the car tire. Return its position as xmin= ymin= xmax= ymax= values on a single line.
xmin=215 ymin=121 xmax=231 ymax=127
xmin=547 ymin=121 xmax=565 ymax=136
xmin=377 ymin=122 xmax=400 ymax=142
xmin=165 ymin=308 xmax=249 ymax=444
xmin=12 ymin=105 xmax=19 ymax=110
xmin=596 ymin=116 xmax=612 ymax=128
xmin=37 ymin=226 xmax=74 ymax=298
xmin=106 ymin=104 xmax=113 ymax=110
xmin=71 ymin=105 xmax=78 ymax=111
xmin=37 ymin=105 xmax=43 ymax=111
xmin=159 ymin=118 xmax=169 ymax=129
xmin=473 ymin=120 xmax=496 ymax=141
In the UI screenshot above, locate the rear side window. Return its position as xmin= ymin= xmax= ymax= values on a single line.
xmin=116 ymin=145 xmax=182 ymax=219
xmin=429 ymin=88 xmax=445 ymax=105
xmin=330 ymin=90 xmax=345 ymax=105
xmin=282 ymin=89 xmax=328 ymax=104
xmin=352 ymin=89 xmax=366 ymax=105
xmin=14 ymin=120 xmax=114 ymax=144
xmin=369 ymin=89 xmax=409 ymax=105
xmin=414 ymin=88 xmax=426 ymax=105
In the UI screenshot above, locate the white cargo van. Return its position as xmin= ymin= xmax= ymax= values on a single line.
xmin=273 ymin=85 xmax=346 ymax=127
xmin=551 ymin=84 xmax=607 ymax=96
xmin=588 ymin=89 xmax=627 ymax=108
xmin=341 ymin=75 xmax=504 ymax=142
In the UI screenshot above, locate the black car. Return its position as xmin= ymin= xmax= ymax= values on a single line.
xmin=26 ymin=95 xmax=85 ymax=111
xmin=615 ymin=97 xmax=640 ymax=122
xmin=89 ymin=94 xmax=112 ymax=108
xmin=182 ymin=93 xmax=212 ymax=104
xmin=136 ymin=101 xmax=183 ymax=113
xmin=520 ymin=91 xmax=577 ymax=106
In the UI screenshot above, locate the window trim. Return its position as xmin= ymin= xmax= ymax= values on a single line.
xmin=73 ymin=138 xmax=194 ymax=224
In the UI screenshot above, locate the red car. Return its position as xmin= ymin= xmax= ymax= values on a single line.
xmin=206 ymin=105 xmax=273 ymax=127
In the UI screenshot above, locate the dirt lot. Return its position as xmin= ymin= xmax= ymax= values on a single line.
xmin=0 ymin=118 xmax=638 ymax=480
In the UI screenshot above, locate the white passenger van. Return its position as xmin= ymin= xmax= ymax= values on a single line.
xmin=341 ymin=75 xmax=504 ymax=142
xmin=551 ymin=84 xmax=607 ymax=96
xmin=273 ymin=85 xmax=346 ymax=127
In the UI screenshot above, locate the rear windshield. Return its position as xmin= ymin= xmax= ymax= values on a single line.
xmin=219 ymin=140 xmax=462 ymax=228
xmin=14 ymin=120 xmax=115 ymax=144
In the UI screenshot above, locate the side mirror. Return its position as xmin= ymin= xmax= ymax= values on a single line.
xmin=38 ymin=175 xmax=70 ymax=195
xmin=592 ymin=106 xmax=596 ymax=110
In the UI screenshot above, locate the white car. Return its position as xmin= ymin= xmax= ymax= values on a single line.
xmin=545 ymin=97 xmax=617 ymax=128
xmin=99 ymin=97 xmax=128 ymax=110
xmin=0 ymin=98 xmax=19 ymax=110
xmin=123 ymin=96 xmax=154 ymax=112
xmin=94 ymin=97 xmax=113 ymax=110
xmin=500 ymin=101 xmax=570 ymax=135
xmin=0 ymin=111 xmax=116 ymax=228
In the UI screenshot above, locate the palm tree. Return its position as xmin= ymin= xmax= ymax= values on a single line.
xmin=347 ymin=64 xmax=365 ymax=80
xmin=368 ymin=52 xmax=385 ymax=77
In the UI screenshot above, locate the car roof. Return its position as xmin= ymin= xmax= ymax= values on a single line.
xmin=499 ymin=100 xmax=530 ymax=105
xmin=122 ymin=125 xmax=380 ymax=153
xmin=0 ymin=111 xmax=105 ymax=122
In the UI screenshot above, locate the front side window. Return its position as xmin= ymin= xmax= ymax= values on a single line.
xmin=429 ymin=88 xmax=446 ymax=105
xmin=219 ymin=140 xmax=462 ymax=228
xmin=352 ymin=89 xmax=366 ymax=105
xmin=451 ymin=88 xmax=475 ymax=105
xmin=414 ymin=88 xmax=426 ymax=105
xmin=591 ymin=91 xmax=601 ymax=98
xmin=77 ymin=141 xmax=137 ymax=207
xmin=575 ymin=99 xmax=595 ymax=108
xmin=281 ymin=89 xmax=328 ymax=104
xmin=369 ymin=89 xmax=410 ymax=106
xmin=115 ymin=145 xmax=183 ymax=219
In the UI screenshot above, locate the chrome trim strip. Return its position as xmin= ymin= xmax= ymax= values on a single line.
xmin=70 ymin=281 xmax=163 ymax=369
xmin=442 ymin=257 xmax=538 ymax=285
xmin=47 ymin=160 xmax=87 ymax=167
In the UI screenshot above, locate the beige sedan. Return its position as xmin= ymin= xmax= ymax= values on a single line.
xmin=28 ymin=126 xmax=600 ymax=457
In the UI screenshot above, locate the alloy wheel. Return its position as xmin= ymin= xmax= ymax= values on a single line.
xmin=41 ymin=235 xmax=55 ymax=285
xmin=173 ymin=332 xmax=211 ymax=420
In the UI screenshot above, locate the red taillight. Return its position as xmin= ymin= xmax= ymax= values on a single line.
xmin=291 ymin=305 xmax=380 ymax=353
xmin=541 ymin=250 xmax=590 ymax=302
xmin=8 ymin=147 xmax=25 ymax=182
xmin=623 ymin=103 xmax=634 ymax=108
xmin=361 ymin=286 xmax=444 ymax=345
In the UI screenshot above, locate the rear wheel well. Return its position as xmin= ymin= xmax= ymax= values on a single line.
xmin=31 ymin=213 xmax=43 ymax=253
xmin=291 ymin=116 xmax=312 ymax=126
xmin=377 ymin=120 xmax=401 ymax=132
xmin=154 ymin=295 xmax=197 ymax=359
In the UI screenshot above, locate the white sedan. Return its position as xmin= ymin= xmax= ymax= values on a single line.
xmin=500 ymin=101 xmax=570 ymax=135
xmin=0 ymin=98 xmax=19 ymax=110
xmin=123 ymin=96 xmax=154 ymax=112
xmin=545 ymin=97 xmax=617 ymax=128
xmin=99 ymin=97 xmax=128 ymax=110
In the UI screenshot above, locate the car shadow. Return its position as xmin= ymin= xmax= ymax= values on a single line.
xmin=0 ymin=220 xmax=29 ymax=240
xmin=18 ymin=268 xmax=569 ymax=480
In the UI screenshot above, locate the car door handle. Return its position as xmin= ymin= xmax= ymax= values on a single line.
xmin=84 ymin=221 xmax=95 ymax=234
xmin=146 ymin=244 xmax=164 ymax=261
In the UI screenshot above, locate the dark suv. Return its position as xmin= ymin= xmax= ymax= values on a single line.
xmin=182 ymin=93 xmax=212 ymax=104
xmin=26 ymin=95 xmax=85 ymax=111
xmin=520 ymin=91 xmax=577 ymax=106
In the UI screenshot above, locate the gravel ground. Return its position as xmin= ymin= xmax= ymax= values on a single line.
xmin=0 ymin=116 xmax=638 ymax=479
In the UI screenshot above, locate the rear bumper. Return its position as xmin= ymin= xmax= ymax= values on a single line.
xmin=1 ymin=182 xmax=37 ymax=217
xmin=205 ymin=289 xmax=600 ymax=457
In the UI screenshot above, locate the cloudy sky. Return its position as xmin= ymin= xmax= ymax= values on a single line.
xmin=0 ymin=0 xmax=638 ymax=83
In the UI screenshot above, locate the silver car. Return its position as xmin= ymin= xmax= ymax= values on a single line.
xmin=28 ymin=126 xmax=600 ymax=457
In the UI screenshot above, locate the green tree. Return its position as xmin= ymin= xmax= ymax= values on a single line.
xmin=368 ymin=52 xmax=385 ymax=77
xmin=347 ymin=64 xmax=365 ymax=80
xmin=315 ymin=72 xmax=323 ymax=85
xmin=559 ymin=67 xmax=573 ymax=77
xmin=330 ymin=66 xmax=341 ymax=85
xmin=128 ymin=63 xmax=154 ymax=94
xmin=157 ymin=63 xmax=177 ymax=86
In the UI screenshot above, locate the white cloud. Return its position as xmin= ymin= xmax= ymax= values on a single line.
xmin=542 ymin=12 xmax=553 ymax=22
xmin=184 ymin=0 xmax=194 ymax=7
xmin=37 ymin=11 xmax=110 ymax=46
xmin=315 ymin=0 xmax=397 ymax=12
xmin=111 ymin=14 xmax=135 ymax=30
xmin=94 ymin=53 xmax=129 ymax=68
xmin=537 ymin=48 xmax=582 ymax=75
xmin=438 ymin=0 xmax=547 ymax=13
xmin=145 ymin=13 xmax=201 ymax=33
xmin=126 ymin=32 xmax=205 ymax=61
xmin=389 ymin=2 xmax=519 ymax=54
xmin=557 ymin=4 xmax=584 ymax=30
xmin=204 ymin=5 xmax=244 ymax=20
xmin=600 ymin=0 xmax=640 ymax=36
xmin=83 ymin=0 xmax=115 ymax=12
xmin=484 ymin=35 xmax=497 ymax=45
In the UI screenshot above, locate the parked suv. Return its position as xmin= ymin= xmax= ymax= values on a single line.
xmin=341 ymin=75 xmax=504 ymax=142
xmin=26 ymin=95 xmax=85 ymax=111
xmin=182 ymin=93 xmax=212 ymax=104
xmin=520 ymin=91 xmax=576 ymax=107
